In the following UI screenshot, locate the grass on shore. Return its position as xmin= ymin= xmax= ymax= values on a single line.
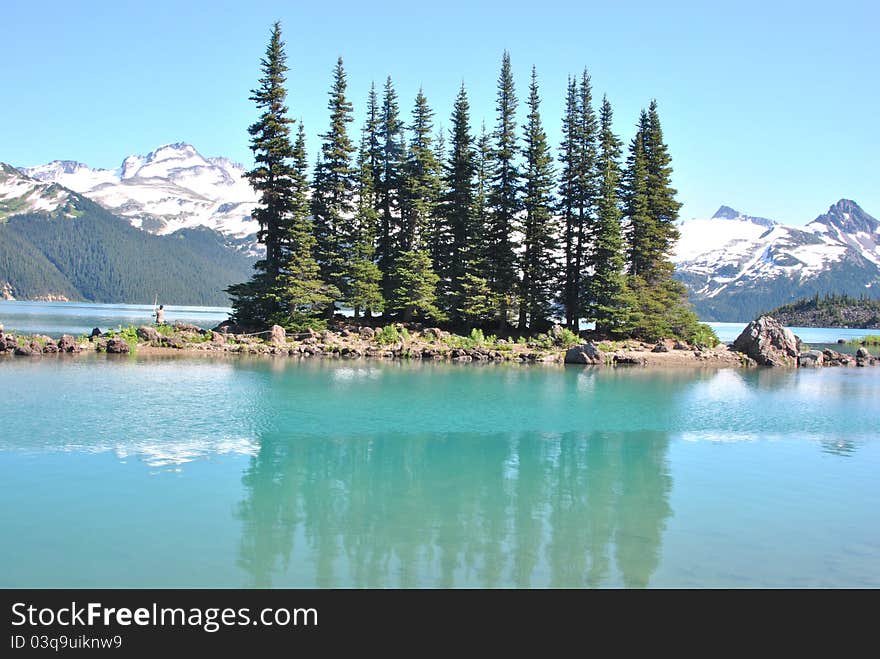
xmin=848 ymin=335 xmax=880 ymax=346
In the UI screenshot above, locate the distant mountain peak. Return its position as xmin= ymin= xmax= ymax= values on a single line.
xmin=712 ymin=205 xmax=741 ymax=219
xmin=710 ymin=205 xmax=775 ymax=228
xmin=144 ymin=142 xmax=199 ymax=162
xmin=811 ymin=199 xmax=878 ymax=235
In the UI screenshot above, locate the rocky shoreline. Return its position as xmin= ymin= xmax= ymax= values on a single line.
xmin=1 ymin=316 xmax=876 ymax=369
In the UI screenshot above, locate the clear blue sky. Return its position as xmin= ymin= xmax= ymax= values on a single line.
xmin=2 ymin=0 xmax=877 ymax=225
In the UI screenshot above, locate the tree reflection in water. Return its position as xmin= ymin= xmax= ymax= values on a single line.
xmin=236 ymin=428 xmax=673 ymax=588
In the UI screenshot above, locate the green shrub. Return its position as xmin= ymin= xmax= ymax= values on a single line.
xmin=106 ymin=325 xmax=140 ymax=348
xmin=375 ymin=325 xmax=401 ymax=345
xmin=558 ymin=328 xmax=580 ymax=347
xmin=688 ymin=323 xmax=720 ymax=348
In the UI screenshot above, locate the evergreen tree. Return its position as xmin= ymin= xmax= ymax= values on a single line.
xmin=401 ymin=89 xmax=442 ymax=251
xmin=275 ymin=123 xmax=339 ymax=326
xmin=457 ymin=272 xmax=499 ymax=328
xmin=311 ymin=57 xmax=356 ymax=315
xmin=518 ymin=67 xmax=557 ymax=331
xmin=570 ymin=70 xmax=599 ymax=328
xmin=642 ymin=100 xmax=682 ymax=278
xmin=428 ymin=127 xmax=455 ymax=311
xmin=624 ymin=121 xmax=652 ymax=276
xmin=377 ymin=76 xmax=406 ymax=301
xmin=558 ymin=76 xmax=580 ymax=329
xmin=228 ymin=22 xmax=333 ymax=328
xmin=364 ymin=82 xmax=384 ymax=204
xmin=444 ymin=84 xmax=478 ymax=325
xmin=585 ymin=96 xmax=628 ymax=335
xmin=486 ymin=51 xmax=520 ymax=330
xmin=624 ymin=101 xmax=701 ymax=341
xmin=389 ymin=249 xmax=444 ymax=323
xmin=472 ymin=123 xmax=492 ymax=276
xmin=343 ymin=130 xmax=384 ymax=318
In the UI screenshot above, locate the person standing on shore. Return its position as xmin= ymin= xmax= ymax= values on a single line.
xmin=154 ymin=304 xmax=165 ymax=325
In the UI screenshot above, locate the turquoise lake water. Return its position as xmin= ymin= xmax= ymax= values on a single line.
xmin=1 ymin=353 xmax=878 ymax=588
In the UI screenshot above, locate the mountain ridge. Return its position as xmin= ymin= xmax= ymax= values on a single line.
xmin=21 ymin=143 xmax=259 ymax=242
xmin=674 ymin=199 xmax=880 ymax=321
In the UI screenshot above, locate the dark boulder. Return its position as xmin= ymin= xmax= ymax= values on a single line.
xmin=106 ymin=337 xmax=130 ymax=354
xmin=57 ymin=335 xmax=80 ymax=353
xmin=89 ymin=327 xmax=102 ymax=340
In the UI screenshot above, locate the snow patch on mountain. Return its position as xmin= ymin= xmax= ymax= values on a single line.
xmin=0 ymin=164 xmax=75 ymax=218
xmin=22 ymin=143 xmax=258 ymax=240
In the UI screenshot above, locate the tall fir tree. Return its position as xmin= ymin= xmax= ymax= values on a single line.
xmin=428 ymin=127 xmax=455 ymax=310
xmin=344 ymin=130 xmax=384 ymax=318
xmin=311 ymin=57 xmax=356 ymax=315
xmin=585 ymin=96 xmax=628 ymax=335
xmin=486 ymin=51 xmax=520 ymax=330
xmin=276 ymin=123 xmax=339 ymax=325
xmin=642 ymin=100 xmax=682 ymax=279
xmin=558 ymin=77 xmax=580 ymax=328
xmin=444 ymin=84 xmax=478 ymax=325
xmin=624 ymin=101 xmax=702 ymax=341
xmin=228 ymin=23 xmax=334 ymax=328
xmin=400 ymin=89 xmax=442 ymax=251
xmin=364 ymin=82 xmax=384 ymax=204
xmin=624 ymin=117 xmax=652 ymax=276
xmin=518 ymin=67 xmax=557 ymax=331
xmin=574 ymin=70 xmax=599 ymax=326
xmin=377 ymin=76 xmax=406 ymax=301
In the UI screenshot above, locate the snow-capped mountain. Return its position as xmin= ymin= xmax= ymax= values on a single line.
xmin=674 ymin=200 xmax=880 ymax=321
xmin=0 ymin=163 xmax=78 ymax=218
xmin=22 ymin=143 xmax=258 ymax=240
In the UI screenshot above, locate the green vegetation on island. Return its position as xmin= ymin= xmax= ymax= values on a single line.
xmin=767 ymin=293 xmax=880 ymax=329
xmin=228 ymin=22 xmax=715 ymax=345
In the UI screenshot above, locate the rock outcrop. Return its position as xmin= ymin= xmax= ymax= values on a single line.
xmin=270 ymin=325 xmax=287 ymax=345
xmin=564 ymin=343 xmax=604 ymax=365
xmin=732 ymin=316 xmax=800 ymax=367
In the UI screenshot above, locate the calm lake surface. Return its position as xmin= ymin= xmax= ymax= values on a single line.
xmin=1 ymin=352 xmax=878 ymax=588
xmin=0 ymin=301 xmax=231 ymax=337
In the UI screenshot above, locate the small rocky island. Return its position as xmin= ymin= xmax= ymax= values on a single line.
xmin=767 ymin=294 xmax=880 ymax=329
xmin=0 ymin=316 xmax=876 ymax=368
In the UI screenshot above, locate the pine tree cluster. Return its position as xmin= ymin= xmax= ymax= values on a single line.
xmin=230 ymin=24 xmax=708 ymax=342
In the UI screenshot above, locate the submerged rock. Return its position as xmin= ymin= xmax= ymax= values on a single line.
xmin=732 ymin=316 xmax=800 ymax=367
xmin=564 ymin=343 xmax=604 ymax=365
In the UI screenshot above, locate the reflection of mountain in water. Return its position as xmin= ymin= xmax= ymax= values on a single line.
xmin=236 ymin=430 xmax=673 ymax=588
